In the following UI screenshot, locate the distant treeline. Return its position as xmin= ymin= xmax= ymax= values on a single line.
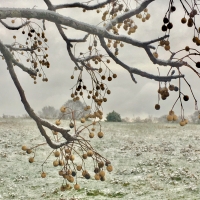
xmin=1 ymin=103 xmax=200 ymax=124
xmin=122 ymin=111 xmax=200 ymax=124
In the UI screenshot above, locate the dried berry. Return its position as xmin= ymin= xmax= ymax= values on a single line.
xmin=183 ymin=95 xmax=189 ymax=101
xmin=163 ymin=17 xmax=169 ymax=24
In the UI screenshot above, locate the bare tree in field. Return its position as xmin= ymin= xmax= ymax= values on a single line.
xmin=1 ymin=0 xmax=200 ymax=190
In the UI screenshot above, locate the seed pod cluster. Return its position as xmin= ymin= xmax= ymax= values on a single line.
xmin=158 ymin=87 xmax=170 ymax=100
xmin=10 ymin=21 xmax=50 ymax=84
xmin=159 ymin=40 xmax=171 ymax=51
xmin=166 ymin=110 xmax=178 ymax=121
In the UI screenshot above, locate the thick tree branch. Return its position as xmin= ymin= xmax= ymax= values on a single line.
xmin=0 ymin=8 xmax=156 ymax=50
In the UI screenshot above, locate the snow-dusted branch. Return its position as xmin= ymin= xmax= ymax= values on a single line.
xmin=12 ymin=59 xmax=37 ymax=76
xmin=5 ymin=44 xmax=35 ymax=51
xmin=0 ymin=8 xmax=155 ymax=50
xmin=144 ymin=35 xmax=169 ymax=45
xmin=99 ymin=36 xmax=184 ymax=82
xmin=66 ymin=33 xmax=90 ymax=43
xmin=0 ymin=19 xmax=30 ymax=30
xmin=144 ymin=46 xmax=186 ymax=67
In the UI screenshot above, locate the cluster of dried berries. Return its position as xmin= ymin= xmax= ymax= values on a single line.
xmin=22 ymin=105 xmax=113 ymax=191
xmin=9 ymin=20 xmax=49 ymax=84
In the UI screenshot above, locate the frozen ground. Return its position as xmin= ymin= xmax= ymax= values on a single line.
xmin=0 ymin=118 xmax=200 ymax=200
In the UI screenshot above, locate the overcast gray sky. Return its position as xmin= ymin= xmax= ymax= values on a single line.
xmin=0 ymin=0 xmax=199 ymax=119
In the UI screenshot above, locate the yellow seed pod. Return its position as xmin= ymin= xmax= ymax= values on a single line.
xmin=66 ymin=184 xmax=71 ymax=190
xmin=153 ymin=52 xmax=158 ymax=58
xmin=82 ymin=153 xmax=87 ymax=159
xmin=98 ymin=131 xmax=104 ymax=138
xmin=29 ymin=157 xmax=34 ymax=163
xmin=54 ymin=151 xmax=60 ymax=157
xmin=41 ymin=172 xmax=46 ymax=178
xmin=107 ymin=43 xmax=111 ymax=48
xmin=60 ymin=106 xmax=66 ymax=113
xmin=80 ymin=118 xmax=86 ymax=123
xmin=74 ymin=184 xmax=80 ymax=190
xmin=65 ymin=155 xmax=69 ymax=160
xmin=99 ymin=170 xmax=105 ymax=177
xmin=95 ymin=173 xmax=100 ymax=180
xmin=67 ymin=169 xmax=72 ymax=175
xmin=89 ymin=132 xmax=94 ymax=138
xmin=165 ymin=40 xmax=170 ymax=45
xmin=59 ymin=170 xmax=64 ymax=176
xmin=106 ymin=165 xmax=113 ymax=172
xmin=169 ymin=110 xmax=174 ymax=115
xmin=53 ymin=131 xmax=58 ymax=135
xmin=59 ymin=160 xmax=64 ymax=166
xmin=76 ymin=165 xmax=82 ymax=171
xmin=53 ymin=160 xmax=59 ymax=167
xmin=22 ymin=145 xmax=27 ymax=151
xmin=63 ymin=174 xmax=69 ymax=179
xmin=98 ymin=161 xmax=104 ymax=168
xmin=113 ymin=42 xmax=117 ymax=48
xmin=160 ymin=40 xmax=165 ymax=46
xmin=173 ymin=115 xmax=178 ymax=121
xmin=144 ymin=8 xmax=148 ymax=12
xmin=165 ymin=45 xmax=170 ymax=51
xmin=68 ymin=176 xmax=74 ymax=183
xmin=184 ymin=119 xmax=188 ymax=124
xmin=180 ymin=120 xmax=186 ymax=126
xmin=69 ymin=155 xmax=75 ymax=161
xmin=146 ymin=13 xmax=151 ymax=20
xmin=26 ymin=149 xmax=32 ymax=154
xmin=60 ymin=185 xmax=66 ymax=191
xmin=65 ymin=148 xmax=71 ymax=154
xmin=55 ymin=120 xmax=61 ymax=126
xmin=82 ymin=170 xmax=88 ymax=177
xmin=167 ymin=115 xmax=173 ymax=121
xmin=87 ymin=150 xmax=94 ymax=157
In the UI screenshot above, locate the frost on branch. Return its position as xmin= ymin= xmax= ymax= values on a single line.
xmin=0 ymin=0 xmax=200 ymax=190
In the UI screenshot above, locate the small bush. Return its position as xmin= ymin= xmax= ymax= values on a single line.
xmin=106 ymin=111 xmax=122 ymax=122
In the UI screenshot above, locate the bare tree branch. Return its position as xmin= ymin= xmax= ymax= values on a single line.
xmin=5 ymin=44 xmax=36 ymax=51
xmin=0 ymin=39 xmax=75 ymax=148
xmin=99 ymin=36 xmax=184 ymax=82
xmin=54 ymin=0 xmax=116 ymax=10
xmin=0 ymin=19 xmax=30 ymax=30
xmin=144 ymin=46 xmax=186 ymax=68
xmin=0 ymin=42 xmax=36 ymax=76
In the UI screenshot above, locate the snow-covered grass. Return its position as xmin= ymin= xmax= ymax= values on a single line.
xmin=0 ymin=118 xmax=200 ymax=199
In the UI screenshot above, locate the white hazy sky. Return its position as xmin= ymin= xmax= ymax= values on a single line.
xmin=0 ymin=0 xmax=199 ymax=118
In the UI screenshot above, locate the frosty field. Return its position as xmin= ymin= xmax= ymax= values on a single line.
xmin=0 ymin=118 xmax=200 ymax=200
